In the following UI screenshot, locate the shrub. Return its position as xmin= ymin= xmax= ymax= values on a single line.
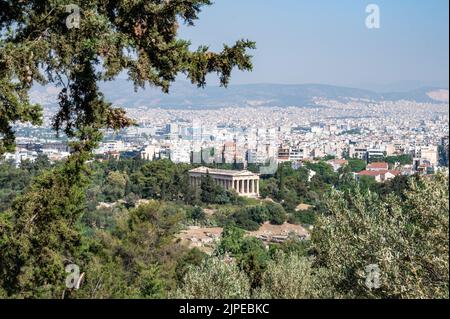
xmin=173 ymin=258 xmax=251 ymax=299
xmin=265 ymin=202 xmax=287 ymax=225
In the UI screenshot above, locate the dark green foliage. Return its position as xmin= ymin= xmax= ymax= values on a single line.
xmin=81 ymin=205 xmax=126 ymax=232
xmin=0 ymin=79 xmax=42 ymax=154
xmin=358 ymin=175 xmax=378 ymax=191
xmin=83 ymin=158 xmax=196 ymax=210
xmin=312 ymin=174 xmax=449 ymax=298
xmin=138 ymin=159 xmax=191 ymax=201
xmin=76 ymin=201 xmax=187 ymax=298
xmin=186 ymin=206 xmax=206 ymax=222
xmin=269 ymin=239 xmax=311 ymax=258
xmin=265 ymin=202 xmax=287 ymax=225
xmin=216 ymin=225 xmax=269 ymax=288
xmin=282 ymin=190 xmax=299 ymax=212
xmin=237 ymin=238 xmax=269 ymax=288
xmin=304 ymin=161 xmax=338 ymax=185
xmin=216 ymin=226 xmax=247 ymax=256
xmin=347 ymin=158 xmax=367 ymax=172
xmin=232 ymin=209 xmax=261 ymax=231
xmin=200 ymin=174 xmax=239 ymax=205
xmin=373 ymin=174 xmax=415 ymax=199
xmin=260 ymin=161 xmax=338 ymax=210
xmin=259 ymin=177 xmax=279 ymax=199
xmin=289 ymin=209 xmax=317 ymax=226
xmin=223 ymin=203 xmax=287 ymax=231
xmin=385 ymin=154 xmax=413 ymax=167
xmin=0 ymin=155 xmax=52 ymax=211
xmin=175 ymin=248 xmax=208 ymax=284
xmin=232 ymin=206 xmax=267 ymax=231
xmin=200 ymin=174 xmax=220 ymax=203
xmin=0 ymin=156 xmax=88 ymax=298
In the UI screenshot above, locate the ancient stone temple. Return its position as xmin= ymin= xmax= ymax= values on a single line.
xmin=188 ymin=167 xmax=260 ymax=198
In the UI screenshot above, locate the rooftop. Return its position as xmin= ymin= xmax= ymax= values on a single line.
xmin=367 ymin=162 xmax=389 ymax=169
xmin=327 ymin=159 xmax=348 ymax=165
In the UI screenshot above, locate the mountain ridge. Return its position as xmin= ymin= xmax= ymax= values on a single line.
xmin=30 ymin=80 xmax=449 ymax=109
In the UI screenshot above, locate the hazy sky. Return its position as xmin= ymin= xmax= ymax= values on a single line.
xmin=178 ymin=0 xmax=449 ymax=88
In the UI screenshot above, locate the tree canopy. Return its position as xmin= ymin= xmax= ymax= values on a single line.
xmin=0 ymin=0 xmax=254 ymax=298
xmin=0 ymin=0 xmax=255 ymax=156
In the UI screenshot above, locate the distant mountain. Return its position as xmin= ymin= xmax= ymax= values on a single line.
xmin=353 ymin=80 xmax=450 ymax=93
xmin=30 ymin=80 xmax=449 ymax=109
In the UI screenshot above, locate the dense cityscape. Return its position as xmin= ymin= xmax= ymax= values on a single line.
xmin=8 ymin=98 xmax=449 ymax=178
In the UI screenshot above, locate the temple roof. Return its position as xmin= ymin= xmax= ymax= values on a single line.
xmin=189 ymin=166 xmax=259 ymax=177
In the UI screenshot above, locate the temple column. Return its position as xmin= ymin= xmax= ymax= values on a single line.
xmin=249 ymin=178 xmax=253 ymax=193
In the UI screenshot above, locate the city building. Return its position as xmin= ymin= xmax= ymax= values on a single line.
xmin=416 ymin=146 xmax=439 ymax=167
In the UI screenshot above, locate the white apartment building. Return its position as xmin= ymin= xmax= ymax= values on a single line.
xmin=416 ymin=145 xmax=438 ymax=167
